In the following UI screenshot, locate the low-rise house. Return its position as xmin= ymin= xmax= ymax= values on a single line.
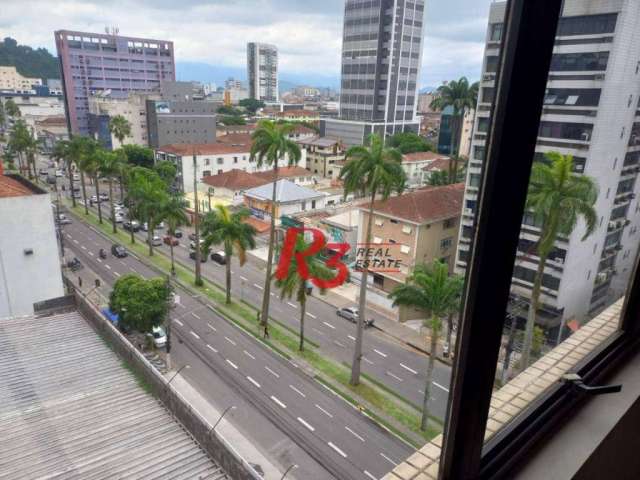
xmin=200 ymin=169 xmax=266 ymax=205
xmin=401 ymin=151 xmax=452 ymax=187
xmin=299 ymin=136 xmax=345 ymax=178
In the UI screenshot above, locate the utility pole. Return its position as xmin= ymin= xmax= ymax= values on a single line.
xmin=193 ymin=152 xmax=203 ymax=286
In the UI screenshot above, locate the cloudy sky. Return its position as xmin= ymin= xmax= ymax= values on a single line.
xmin=2 ymin=0 xmax=492 ymax=88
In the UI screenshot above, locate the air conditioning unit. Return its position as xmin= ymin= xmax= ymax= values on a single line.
xmin=555 ymin=257 xmax=564 ymax=264
xmin=581 ymin=132 xmax=591 ymax=142
xmin=608 ymin=221 xmax=618 ymax=230
xmin=617 ymin=220 xmax=625 ymax=228
xmin=596 ymin=272 xmax=608 ymax=283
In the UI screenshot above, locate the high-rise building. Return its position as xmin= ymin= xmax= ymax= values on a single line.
xmin=456 ymin=0 xmax=640 ymax=332
xmin=320 ymin=0 xmax=425 ymax=146
xmin=55 ymin=30 xmax=175 ymax=136
xmin=247 ymin=43 xmax=278 ymax=102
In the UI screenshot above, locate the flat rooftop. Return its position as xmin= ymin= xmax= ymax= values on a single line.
xmin=0 ymin=311 xmax=228 ymax=479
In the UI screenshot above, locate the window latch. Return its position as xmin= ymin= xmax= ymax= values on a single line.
xmin=561 ymin=373 xmax=622 ymax=396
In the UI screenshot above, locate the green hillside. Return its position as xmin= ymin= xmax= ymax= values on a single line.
xmin=0 ymin=37 xmax=60 ymax=80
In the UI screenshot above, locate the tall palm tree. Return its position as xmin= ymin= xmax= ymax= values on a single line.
xmin=108 ymin=115 xmax=132 ymax=149
xmin=162 ymin=195 xmax=190 ymax=276
xmin=129 ymin=167 xmax=168 ymax=256
xmin=201 ymin=205 xmax=257 ymax=304
xmin=389 ymin=261 xmax=463 ymax=431
xmin=274 ymin=234 xmax=333 ymax=351
xmin=8 ymin=120 xmax=30 ymax=176
xmin=521 ymin=152 xmax=598 ymax=368
xmin=250 ymin=120 xmax=302 ymax=337
xmin=97 ymin=149 xmax=124 ymax=233
xmin=84 ymin=144 xmax=105 ymax=223
xmin=430 ymin=77 xmax=478 ymax=182
xmin=73 ymin=137 xmax=98 ymax=215
xmin=341 ymin=133 xmax=406 ymax=386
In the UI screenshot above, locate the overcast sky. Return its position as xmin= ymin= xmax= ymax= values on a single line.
xmin=1 ymin=0 xmax=492 ymax=87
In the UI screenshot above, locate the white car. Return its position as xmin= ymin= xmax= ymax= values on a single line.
xmin=114 ymin=212 xmax=124 ymax=223
xmin=147 ymin=235 xmax=162 ymax=246
xmin=147 ymin=326 xmax=167 ymax=348
xmin=55 ymin=170 xmax=64 ymax=177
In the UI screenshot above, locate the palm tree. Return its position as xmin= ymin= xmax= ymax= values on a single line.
xmin=389 ymin=261 xmax=463 ymax=431
xmin=250 ymin=120 xmax=302 ymax=337
xmin=274 ymin=234 xmax=333 ymax=351
xmin=8 ymin=120 xmax=31 ymax=176
xmin=108 ymin=115 xmax=132 ymax=149
xmin=341 ymin=133 xmax=406 ymax=386
xmin=96 ymin=149 xmax=124 ymax=233
xmin=430 ymin=77 xmax=478 ymax=182
xmin=83 ymin=144 xmax=105 ymax=223
xmin=162 ymin=195 xmax=190 ymax=276
xmin=72 ymin=137 xmax=98 ymax=215
xmin=201 ymin=205 xmax=257 ymax=304
xmin=129 ymin=167 xmax=168 ymax=256
xmin=520 ymin=152 xmax=598 ymax=368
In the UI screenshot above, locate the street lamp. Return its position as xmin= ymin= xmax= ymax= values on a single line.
xmin=209 ymin=405 xmax=236 ymax=433
xmin=281 ymin=464 xmax=298 ymax=479
xmin=165 ymin=364 xmax=190 ymax=393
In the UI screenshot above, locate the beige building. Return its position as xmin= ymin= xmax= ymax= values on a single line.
xmin=358 ymin=183 xmax=464 ymax=320
xmin=0 ymin=67 xmax=42 ymax=92
xmin=401 ymin=151 xmax=452 ymax=187
xmin=299 ymin=136 xmax=345 ymax=178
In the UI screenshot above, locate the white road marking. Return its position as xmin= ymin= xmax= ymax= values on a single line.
xmin=129 ymin=267 xmax=136 ymax=272
xmin=400 ymin=363 xmax=418 ymax=375
xmin=297 ymin=417 xmax=315 ymax=432
xmin=433 ymin=381 xmax=450 ymax=393
xmin=226 ymin=359 xmax=238 ymax=370
xmin=345 ymin=426 xmax=365 ymax=442
xmin=243 ymin=350 xmax=255 ymax=360
xmin=230 ymin=269 xmax=235 ymax=274
xmin=265 ymin=366 xmax=280 ymax=378
xmin=105 ymin=264 xmax=111 ymax=270
xmin=348 ymin=335 xmax=356 ymax=341
xmin=190 ymin=331 xmax=200 ymax=339
xmin=328 ymin=442 xmax=348 ymax=458
xmin=306 ymin=312 xmax=317 ymax=319
xmin=240 ymin=276 xmax=248 ymax=282
xmin=387 ymin=371 xmax=404 ymax=382
xmin=247 ymin=376 xmax=261 ymax=388
xmin=81 ymin=245 xmax=86 ymax=250
xmin=97 ymin=258 xmax=102 ymax=263
xmin=177 ymin=302 xmax=186 ymax=309
xmin=334 ymin=340 xmax=345 ymax=348
xmin=88 ymin=252 xmax=94 ymax=256
xmin=373 ymin=349 xmax=388 ymax=358
xmin=380 ymin=453 xmax=398 ymax=466
xmin=289 ymin=385 xmax=306 ymax=398
xmin=362 ymin=357 xmax=374 ymax=365
xmin=224 ymin=336 xmax=236 ymax=346
xmin=191 ymin=312 xmax=201 ymax=320
xmin=287 ymin=302 xmax=297 ymax=309
xmin=207 ymin=323 xmax=216 ymax=332
xmin=312 ymin=327 xmax=325 ymax=336
xmin=174 ymin=319 xmax=184 ymax=326
xmin=66 ymin=234 xmax=73 ymax=239
xmin=315 ymin=404 xmax=333 ymax=418
xmin=323 ymin=321 xmax=336 ymax=329
xmin=270 ymin=292 xmax=275 ymax=297
xmin=270 ymin=396 xmax=286 ymax=409
xmin=114 ymin=272 xmax=121 ymax=277
xmin=364 ymin=470 xmax=378 ymax=480
xmin=253 ymin=283 xmax=263 ymax=290
xmin=73 ymin=239 xmax=79 ymax=244
xmin=206 ymin=344 xmax=218 ymax=353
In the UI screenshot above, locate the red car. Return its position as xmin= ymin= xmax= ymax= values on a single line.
xmin=163 ymin=235 xmax=179 ymax=246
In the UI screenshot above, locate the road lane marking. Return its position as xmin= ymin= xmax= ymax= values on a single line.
xmin=206 ymin=344 xmax=218 ymax=353
xmin=129 ymin=267 xmax=136 ymax=272
xmin=387 ymin=371 xmax=403 ymax=382
xmin=66 ymin=234 xmax=72 ymax=239
xmin=240 ymin=276 xmax=248 ymax=282
xmin=114 ymin=272 xmax=121 ymax=277
xmin=247 ymin=376 xmax=261 ymax=388
xmin=174 ymin=319 xmax=184 ymax=327
xmin=380 ymin=453 xmax=398 ymax=466
xmin=364 ymin=470 xmax=378 ymax=480
xmin=334 ymin=340 xmax=345 ymax=348
xmin=289 ymin=385 xmax=306 ymax=398
xmin=287 ymin=302 xmax=297 ymax=309
xmin=400 ymin=363 xmax=418 ymax=375
xmin=73 ymin=239 xmax=79 ymax=244
xmin=348 ymin=335 xmax=356 ymax=341
xmin=226 ymin=359 xmax=238 ymax=370
xmin=433 ymin=381 xmax=450 ymax=393
xmin=373 ymin=349 xmax=388 ymax=358
xmin=297 ymin=417 xmax=315 ymax=432
xmin=315 ymin=404 xmax=333 ymax=418
xmin=81 ymin=245 xmax=86 ymax=250
xmin=270 ymin=292 xmax=275 ymax=297
xmin=105 ymin=264 xmax=111 ymax=270
xmin=323 ymin=321 xmax=335 ymax=329
xmin=97 ymin=258 xmax=102 ymax=263
xmin=224 ymin=336 xmax=236 ymax=346
xmin=306 ymin=312 xmax=317 ymax=319
xmin=230 ymin=270 xmax=235 ymax=274
xmin=88 ymin=252 xmax=94 ymax=256
xmin=328 ymin=442 xmax=347 ymax=458
xmin=207 ymin=323 xmax=216 ymax=332
xmin=345 ymin=426 xmax=365 ymax=442
xmin=265 ymin=366 xmax=280 ymax=378
xmin=311 ymin=328 xmax=325 ymax=336
xmin=362 ymin=357 xmax=374 ymax=365
xmin=243 ymin=350 xmax=255 ymax=360
xmin=191 ymin=312 xmax=201 ymax=320
xmin=253 ymin=283 xmax=263 ymax=290
xmin=270 ymin=396 xmax=286 ymax=409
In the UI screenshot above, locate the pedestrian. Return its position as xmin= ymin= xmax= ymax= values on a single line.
xmin=256 ymin=311 xmax=261 ymax=325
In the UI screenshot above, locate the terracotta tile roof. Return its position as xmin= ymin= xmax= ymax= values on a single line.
xmin=157 ymin=142 xmax=250 ymax=156
xmin=0 ymin=176 xmax=35 ymax=198
xmin=36 ymin=116 xmax=67 ymax=126
xmin=274 ymin=110 xmax=319 ymax=117
xmin=244 ymin=216 xmax=271 ymax=233
xmin=423 ymin=157 xmax=454 ymax=172
xmin=201 ymin=170 xmax=266 ymax=190
xmin=216 ymin=133 xmax=253 ymax=145
xmin=365 ymin=183 xmax=465 ymax=224
xmin=253 ymin=166 xmax=312 ymax=182
xmin=402 ymin=151 xmax=450 ymax=163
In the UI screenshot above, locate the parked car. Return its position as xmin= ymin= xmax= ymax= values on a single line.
xmin=163 ymin=235 xmax=179 ymax=246
xmin=55 ymin=170 xmax=64 ymax=177
xmin=111 ymin=244 xmax=128 ymax=258
xmin=189 ymin=239 xmax=205 ymax=250
xmin=155 ymin=221 xmax=165 ymax=230
xmin=59 ymin=217 xmax=72 ymax=225
xmin=189 ymin=249 xmax=208 ymax=262
xmin=147 ymin=235 xmax=162 ymax=246
xmin=46 ymin=175 xmax=57 ymax=184
xmin=66 ymin=257 xmax=83 ymax=272
xmin=336 ymin=307 xmax=359 ymax=323
xmin=113 ymin=202 xmax=125 ymax=209
xmin=114 ymin=212 xmax=124 ymax=223
xmin=173 ymin=229 xmax=183 ymax=238
xmin=39 ymin=168 xmax=48 ymax=176
xmin=211 ymin=251 xmax=227 ymax=265
xmin=123 ymin=220 xmax=140 ymax=232
xmin=147 ymin=326 xmax=167 ymax=348
xmin=188 ymin=232 xmax=197 ymax=241
xmin=142 ymin=222 xmax=150 ymax=232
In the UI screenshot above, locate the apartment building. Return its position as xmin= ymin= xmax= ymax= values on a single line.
xmin=321 ymin=0 xmax=425 ymax=146
xmin=247 ymin=42 xmax=278 ymax=102
xmin=55 ymin=30 xmax=175 ymax=135
xmin=299 ymin=137 xmax=345 ymax=178
xmin=0 ymin=66 xmax=42 ymax=92
xmin=456 ymin=0 xmax=640 ymax=331
xmin=437 ymin=105 xmax=475 ymax=158
xmin=401 ymin=151 xmax=452 ymax=187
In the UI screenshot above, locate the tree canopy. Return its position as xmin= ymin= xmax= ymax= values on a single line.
xmin=109 ymin=274 xmax=172 ymax=333
xmin=219 ymin=115 xmax=247 ymax=126
xmin=217 ymin=105 xmax=243 ymax=116
xmin=0 ymin=37 xmax=60 ymax=80
xmin=238 ymin=98 xmax=265 ymax=114
xmin=387 ymin=132 xmax=434 ymax=154
xmin=122 ymin=144 xmax=155 ymax=168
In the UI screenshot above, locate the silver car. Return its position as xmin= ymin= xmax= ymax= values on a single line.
xmin=337 ymin=307 xmax=359 ymax=323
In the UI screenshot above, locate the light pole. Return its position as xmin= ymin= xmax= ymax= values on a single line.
xmin=165 ymin=364 xmax=190 ymax=393
xmin=281 ymin=464 xmax=298 ymax=479
xmin=209 ymin=405 xmax=236 ymax=433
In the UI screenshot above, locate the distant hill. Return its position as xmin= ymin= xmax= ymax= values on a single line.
xmin=0 ymin=37 xmax=60 ymax=80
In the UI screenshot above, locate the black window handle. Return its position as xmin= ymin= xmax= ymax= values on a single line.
xmin=562 ymin=373 xmax=622 ymax=396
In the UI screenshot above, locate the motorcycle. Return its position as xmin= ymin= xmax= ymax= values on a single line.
xmin=364 ymin=318 xmax=375 ymax=329
xmin=67 ymin=257 xmax=83 ymax=272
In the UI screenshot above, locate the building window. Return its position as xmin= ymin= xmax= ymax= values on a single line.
xmin=441 ymin=237 xmax=453 ymax=250
xmin=373 ymin=236 xmax=383 ymax=244
xmin=402 ymin=225 xmax=412 ymax=234
xmin=490 ymin=23 xmax=503 ymax=42
xmin=556 ymin=13 xmax=618 ymax=36
xmin=443 ymin=219 xmax=456 ymax=229
xmin=375 ymin=218 xmax=384 ymax=227
xmin=217 ymin=158 xmax=224 ymax=165
xmin=549 ymin=52 xmax=609 ymax=72
xmin=400 ymin=245 xmax=410 ymax=254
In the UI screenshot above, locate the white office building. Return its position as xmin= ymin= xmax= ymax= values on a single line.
xmin=247 ymin=43 xmax=278 ymax=103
